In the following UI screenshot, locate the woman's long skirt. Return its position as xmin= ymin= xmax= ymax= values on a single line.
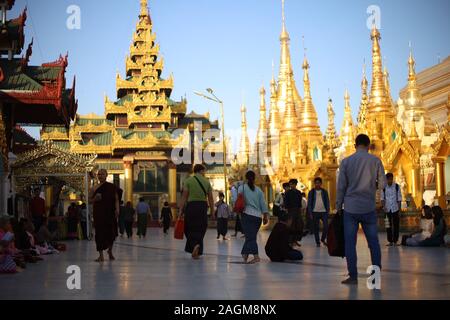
xmin=184 ymin=201 xmax=208 ymax=255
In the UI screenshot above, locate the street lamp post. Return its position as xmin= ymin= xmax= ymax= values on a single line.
xmin=194 ymin=89 xmax=228 ymax=202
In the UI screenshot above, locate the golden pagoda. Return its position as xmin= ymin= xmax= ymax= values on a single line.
xmin=354 ymin=25 xmax=444 ymax=209
xmin=232 ymin=0 xmax=337 ymax=209
xmin=234 ymin=3 xmax=449 ymax=213
xmin=41 ymin=0 xmax=224 ymax=218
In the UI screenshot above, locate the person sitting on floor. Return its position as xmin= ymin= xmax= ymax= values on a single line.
xmin=35 ymin=217 xmax=59 ymax=255
xmin=7 ymin=217 xmax=26 ymax=267
xmin=14 ymin=219 xmax=39 ymax=263
xmin=36 ymin=217 xmax=52 ymax=245
xmin=403 ymin=205 xmax=434 ymax=246
xmin=265 ymin=213 xmax=303 ymax=262
xmin=0 ymin=216 xmax=19 ymax=273
xmin=418 ymin=206 xmax=447 ymax=247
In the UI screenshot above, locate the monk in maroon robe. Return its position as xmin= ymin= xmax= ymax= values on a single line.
xmin=89 ymin=169 xmax=119 ymax=262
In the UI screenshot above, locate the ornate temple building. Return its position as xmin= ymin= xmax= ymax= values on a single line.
xmin=231 ymin=0 xmax=339 ymax=209
xmin=234 ymin=0 xmax=450 ymax=213
xmin=0 ymin=0 xmax=77 ymax=215
xmin=41 ymin=0 xmax=224 ymax=219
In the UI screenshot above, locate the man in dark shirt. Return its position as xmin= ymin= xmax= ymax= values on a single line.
xmin=30 ymin=189 xmax=46 ymax=232
xmin=265 ymin=213 xmax=303 ymax=262
xmin=284 ymin=179 xmax=304 ymax=246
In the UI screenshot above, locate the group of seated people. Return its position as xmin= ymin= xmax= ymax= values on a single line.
xmin=402 ymin=205 xmax=449 ymax=247
xmin=0 ymin=215 xmax=64 ymax=274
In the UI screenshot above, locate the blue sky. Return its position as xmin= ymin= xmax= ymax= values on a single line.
xmin=15 ymin=0 xmax=450 ymax=149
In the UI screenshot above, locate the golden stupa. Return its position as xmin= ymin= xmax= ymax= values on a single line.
xmin=232 ymin=0 xmax=450 ymax=212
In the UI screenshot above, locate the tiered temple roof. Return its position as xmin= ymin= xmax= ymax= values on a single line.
xmin=0 ymin=1 xmax=77 ymax=170
xmin=42 ymin=0 xmax=218 ymax=157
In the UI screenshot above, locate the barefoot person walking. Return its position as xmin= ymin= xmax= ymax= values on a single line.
xmin=239 ymin=170 xmax=269 ymax=264
xmin=179 ymin=164 xmax=215 ymax=259
xmin=89 ymin=169 xmax=120 ymax=262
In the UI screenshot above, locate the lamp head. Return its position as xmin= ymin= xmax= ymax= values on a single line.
xmin=206 ymin=88 xmax=213 ymax=94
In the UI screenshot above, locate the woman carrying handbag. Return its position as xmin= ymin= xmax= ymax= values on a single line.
xmin=237 ymin=170 xmax=269 ymax=264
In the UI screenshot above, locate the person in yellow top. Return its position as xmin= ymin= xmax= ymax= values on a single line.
xmin=179 ymin=164 xmax=215 ymax=259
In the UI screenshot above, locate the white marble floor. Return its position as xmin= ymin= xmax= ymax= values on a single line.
xmin=1 ymin=228 xmax=449 ymax=300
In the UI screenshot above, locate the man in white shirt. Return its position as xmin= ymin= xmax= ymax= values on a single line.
xmin=381 ymin=173 xmax=402 ymax=246
xmin=307 ymin=177 xmax=330 ymax=247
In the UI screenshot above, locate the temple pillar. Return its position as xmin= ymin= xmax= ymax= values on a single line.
xmin=44 ymin=185 xmax=53 ymax=215
xmin=434 ymin=157 xmax=446 ymax=208
xmin=123 ymin=159 xmax=134 ymax=204
xmin=168 ymin=162 xmax=177 ymax=219
xmin=410 ymin=165 xmax=422 ymax=209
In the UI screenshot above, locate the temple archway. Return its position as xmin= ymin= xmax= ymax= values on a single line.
xmin=11 ymin=142 xmax=96 ymax=235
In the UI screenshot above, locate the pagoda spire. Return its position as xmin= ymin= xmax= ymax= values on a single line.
xmin=366 ymin=26 xmax=395 ymax=140
xmin=107 ymin=0 xmax=174 ymax=128
xmin=238 ymin=103 xmax=250 ymax=166
xmin=257 ymin=86 xmax=268 ymax=141
xmin=298 ymin=55 xmax=322 ymax=140
xmin=357 ymin=62 xmax=369 ymax=133
xmin=404 ymin=44 xmax=434 ymax=136
xmin=256 ymin=86 xmax=269 ymax=163
xmin=276 ymin=0 xmax=299 ymax=116
xmin=325 ymin=97 xmax=339 ymax=148
xmin=268 ymin=64 xmax=281 ymax=136
xmin=340 ymin=89 xmax=356 ymax=150
xmin=368 ymin=26 xmax=392 ymax=113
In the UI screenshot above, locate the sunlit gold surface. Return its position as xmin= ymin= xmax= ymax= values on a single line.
xmin=235 ymin=9 xmax=449 ymax=210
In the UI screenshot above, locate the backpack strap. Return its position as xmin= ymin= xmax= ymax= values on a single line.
xmin=193 ymin=176 xmax=208 ymax=198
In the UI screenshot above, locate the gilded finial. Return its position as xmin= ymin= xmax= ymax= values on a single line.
xmin=362 ymin=59 xmax=368 ymax=88
xmin=260 ymin=85 xmax=266 ymax=96
xmin=140 ymin=0 xmax=149 ymax=17
xmin=257 ymin=85 xmax=268 ymax=147
xmin=302 ymin=56 xmax=310 ymax=98
xmin=408 ymin=41 xmax=416 ymax=80
xmin=370 ymin=24 xmax=380 ymax=40
xmin=280 ymin=0 xmax=289 ymax=39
